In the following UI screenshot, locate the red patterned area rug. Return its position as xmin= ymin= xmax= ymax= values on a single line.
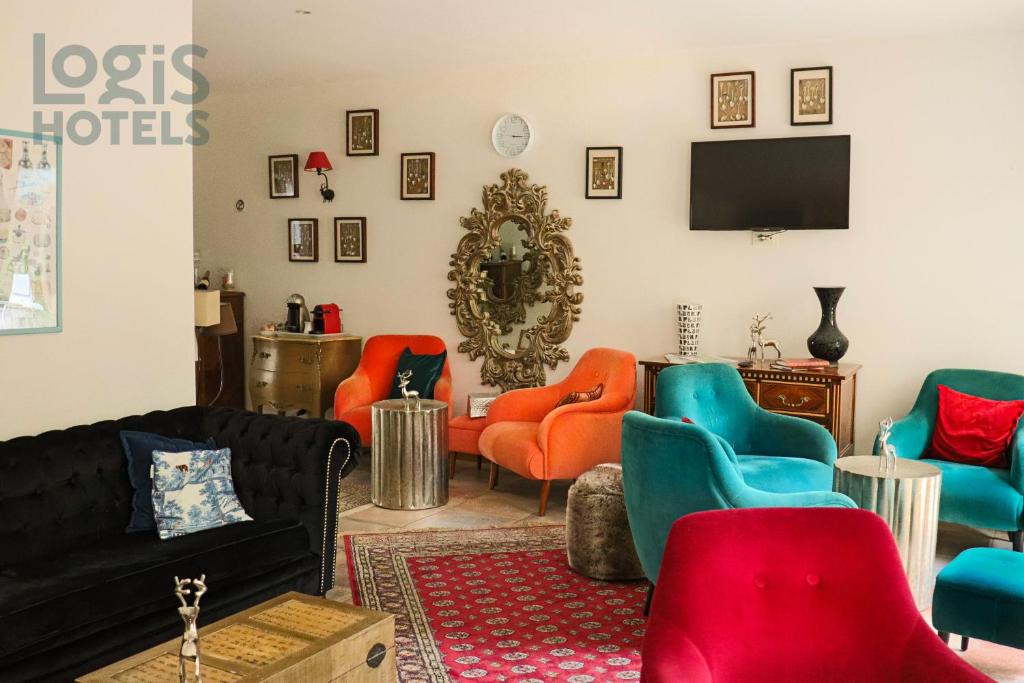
xmin=345 ymin=525 xmax=648 ymax=682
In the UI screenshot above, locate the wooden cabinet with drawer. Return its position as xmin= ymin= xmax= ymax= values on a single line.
xmin=640 ymin=358 xmax=860 ymax=457
xmin=250 ymin=334 xmax=362 ymax=418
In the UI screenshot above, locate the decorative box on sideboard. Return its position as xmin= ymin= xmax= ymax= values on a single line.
xmin=250 ymin=334 xmax=362 ymax=418
xmin=639 ymin=358 xmax=860 ymax=457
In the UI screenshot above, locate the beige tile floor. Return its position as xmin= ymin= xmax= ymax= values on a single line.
xmin=328 ymin=455 xmax=1024 ymax=681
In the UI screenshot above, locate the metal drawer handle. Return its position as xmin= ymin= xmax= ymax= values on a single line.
xmin=366 ymin=643 xmax=387 ymax=668
xmin=298 ymin=356 xmax=315 ymax=365
xmin=778 ymin=394 xmax=810 ymax=408
xmin=258 ymin=351 xmax=272 ymax=359
xmin=255 ymin=380 xmax=269 ymax=388
xmin=296 ymin=384 xmax=312 ymax=392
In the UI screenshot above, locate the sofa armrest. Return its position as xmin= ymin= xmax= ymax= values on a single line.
xmin=485 ymin=384 xmax=564 ymax=425
xmin=750 ymin=409 xmax=838 ymax=465
xmin=730 ymin=487 xmax=857 ymax=510
xmin=1011 ymin=431 xmax=1024 ymax=495
xmin=333 ymin=368 xmax=374 ymax=418
xmin=200 ymin=408 xmax=360 ymax=595
xmin=873 ymin=411 xmax=931 ymax=460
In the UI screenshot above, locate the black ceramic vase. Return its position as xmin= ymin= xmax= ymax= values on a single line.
xmin=807 ymin=286 xmax=849 ymax=364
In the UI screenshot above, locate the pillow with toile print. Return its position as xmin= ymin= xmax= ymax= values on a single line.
xmin=150 ymin=448 xmax=252 ymax=540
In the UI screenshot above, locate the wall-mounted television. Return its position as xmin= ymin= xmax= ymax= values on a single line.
xmin=689 ymin=135 xmax=850 ymax=230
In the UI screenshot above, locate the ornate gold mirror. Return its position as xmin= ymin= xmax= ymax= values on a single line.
xmin=447 ymin=169 xmax=582 ymax=390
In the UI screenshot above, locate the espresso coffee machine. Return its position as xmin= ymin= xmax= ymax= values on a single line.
xmin=284 ymin=293 xmax=310 ymax=332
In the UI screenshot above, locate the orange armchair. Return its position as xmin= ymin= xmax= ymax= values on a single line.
xmin=479 ymin=347 xmax=637 ymax=515
xmin=333 ymin=335 xmax=453 ymax=444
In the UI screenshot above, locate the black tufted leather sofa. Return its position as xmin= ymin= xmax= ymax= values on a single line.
xmin=0 ymin=406 xmax=359 ymax=682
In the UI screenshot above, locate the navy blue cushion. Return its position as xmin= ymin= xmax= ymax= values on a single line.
xmin=119 ymin=431 xmax=214 ymax=532
xmin=388 ymin=347 xmax=446 ymax=400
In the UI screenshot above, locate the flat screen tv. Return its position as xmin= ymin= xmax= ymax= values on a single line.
xmin=689 ymin=135 xmax=850 ymax=230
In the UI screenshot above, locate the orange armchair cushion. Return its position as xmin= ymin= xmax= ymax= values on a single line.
xmin=449 ymin=414 xmax=486 ymax=455
xmin=479 ymin=348 xmax=637 ymax=482
xmin=334 ymin=335 xmax=453 ymax=443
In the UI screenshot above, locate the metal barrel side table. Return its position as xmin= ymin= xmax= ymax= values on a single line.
xmin=833 ymin=455 xmax=942 ymax=610
xmin=371 ymin=398 xmax=449 ymax=510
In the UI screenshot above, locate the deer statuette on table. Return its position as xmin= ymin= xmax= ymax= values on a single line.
xmin=747 ymin=313 xmax=782 ymax=361
xmin=877 ymin=417 xmax=898 ymax=477
xmin=397 ymin=370 xmax=421 ymax=410
xmin=174 ymin=574 xmax=207 ymax=683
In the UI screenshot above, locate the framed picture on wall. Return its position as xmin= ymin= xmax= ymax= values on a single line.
xmin=710 ymin=71 xmax=755 ymax=129
xmin=334 ymin=217 xmax=366 ymax=262
xmin=791 ymin=66 xmax=833 ymax=125
xmin=585 ymin=146 xmax=623 ymax=199
xmin=346 ymin=109 xmax=379 ymax=156
xmin=400 ymin=152 xmax=435 ymax=200
xmin=269 ymin=154 xmax=299 ymax=198
xmin=288 ymin=218 xmax=318 ymax=262
xmin=0 ymin=128 xmax=62 ymax=336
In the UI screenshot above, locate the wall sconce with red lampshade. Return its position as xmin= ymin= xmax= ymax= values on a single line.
xmin=304 ymin=151 xmax=335 ymax=202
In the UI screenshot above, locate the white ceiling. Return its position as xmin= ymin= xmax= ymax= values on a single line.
xmin=195 ymin=0 xmax=1024 ymax=90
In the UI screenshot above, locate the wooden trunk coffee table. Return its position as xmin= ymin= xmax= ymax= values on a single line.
xmin=77 ymin=592 xmax=395 ymax=683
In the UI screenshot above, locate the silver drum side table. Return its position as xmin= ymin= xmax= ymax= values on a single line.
xmin=371 ymin=398 xmax=449 ymax=510
xmin=833 ymin=455 xmax=941 ymax=610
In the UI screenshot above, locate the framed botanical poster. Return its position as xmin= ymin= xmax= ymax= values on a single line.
xmin=334 ymin=217 xmax=367 ymax=262
xmin=346 ymin=109 xmax=379 ymax=156
xmin=585 ymin=146 xmax=623 ymax=199
xmin=400 ymin=152 xmax=435 ymax=200
xmin=0 ymin=128 xmax=62 ymax=335
xmin=269 ymin=154 xmax=299 ymax=198
xmin=288 ymin=218 xmax=318 ymax=262
xmin=791 ymin=66 xmax=833 ymax=125
xmin=710 ymin=71 xmax=755 ymax=129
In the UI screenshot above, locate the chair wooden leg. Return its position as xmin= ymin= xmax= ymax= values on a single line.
xmin=938 ymin=631 xmax=950 ymax=645
xmin=477 ymin=455 xmax=483 ymax=470
xmin=448 ymin=452 xmax=456 ymax=480
xmin=960 ymin=636 xmax=970 ymax=652
xmin=1011 ymin=530 xmax=1022 ymax=552
xmin=644 ymin=581 xmax=655 ymax=617
xmin=538 ymin=480 xmax=552 ymax=516
xmin=488 ymin=462 xmax=499 ymax=490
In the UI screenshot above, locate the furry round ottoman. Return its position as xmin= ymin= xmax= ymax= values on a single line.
xmin=566 ymin=464 xmax=645 ymax=580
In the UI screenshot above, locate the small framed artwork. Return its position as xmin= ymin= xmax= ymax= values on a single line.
xmin=288 ymin=218 xmax=318 ymax=262
xmin=269 ymin=154 xmax=299 ymax=198
xmin=334 ymin=217 xmax=367 ymax=263
xmin=400 ymin=152 xmax=435 ymax=200
xmin=710 ymin=71 xmax=755 ymax=129
xmin=791 ymin=66 xmax=833 ymax=125
xmin=346 ymin=109 xmax=379 ymax=156
xmin=585 ymin=146 xmax=623 ymax=199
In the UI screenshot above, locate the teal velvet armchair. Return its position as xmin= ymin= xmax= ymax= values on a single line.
xmin=621 ymin=364 xmax=856 ymax=583
xmin=873 ymin=369 xmax=1024 ymax=552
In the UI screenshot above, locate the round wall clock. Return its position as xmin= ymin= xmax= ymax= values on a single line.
xmin=491 ymin=114 xmax=534 ymax=157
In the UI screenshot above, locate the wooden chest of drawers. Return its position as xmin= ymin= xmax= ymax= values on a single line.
xmin=639 ymin=358 xmax=860 ymax=457
xmin=250 ymin=334 xmax=362 ymax=418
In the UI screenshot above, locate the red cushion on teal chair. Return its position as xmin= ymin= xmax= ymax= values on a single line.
xmin=640 ymin=508 xmax=994 ymax=683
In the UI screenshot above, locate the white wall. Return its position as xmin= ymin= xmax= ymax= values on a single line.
xmin=0 ymin=3 xmax=196 ymax=439
xmin=194 ymin=31 xmax=1024 ymax=450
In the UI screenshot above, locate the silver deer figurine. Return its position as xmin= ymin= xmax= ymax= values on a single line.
xmin=877 ymin=417 xmax=898 ymax=477
xmin=747 ymin=313 xmax=782 ymax=361
xmin=396 ymin=369 xmax=420 ymax=410
xmin=174 ymin=575 xmax=207 ymax=683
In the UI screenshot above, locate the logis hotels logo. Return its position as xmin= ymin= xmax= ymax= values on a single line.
xmin=32 ymin=34 xmax=209 ymax=145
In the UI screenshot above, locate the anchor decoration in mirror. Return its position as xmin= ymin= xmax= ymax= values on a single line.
xmin=447 ymin=169 xmax=582 ymax=390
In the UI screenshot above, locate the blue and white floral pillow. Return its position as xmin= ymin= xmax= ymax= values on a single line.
xmin=151 ymin=448 xmax=252 ymax=540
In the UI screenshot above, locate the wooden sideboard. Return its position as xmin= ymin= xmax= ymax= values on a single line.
xmin=250 ymin=334 xmax=362 ymax=418
xmin=639 ymin=358 xmax=860 ymax=457
xmin=196 ymin=290 xmax=245 ymax=408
